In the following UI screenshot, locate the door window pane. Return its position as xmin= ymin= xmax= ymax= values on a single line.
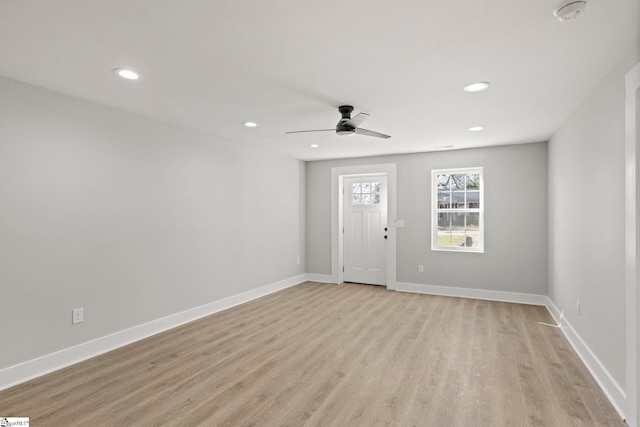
xmin=352 ymin=182 xmax=381 ymax=205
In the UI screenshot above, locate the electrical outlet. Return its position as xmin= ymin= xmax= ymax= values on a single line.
xmin=576 ymin=301 xmax=581 ymax=316
xmin=418 ymin=265 xmax=424 ymax=273
xmin=72 ymin=308 xmax=84 ymax=324
xmin=296 ymin=257 xmax=300 ymax=265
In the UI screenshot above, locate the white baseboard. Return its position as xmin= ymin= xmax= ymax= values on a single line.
xmin=305 ymin=273 xmax=334 ymax=283
xmin=545 ymin=298 xmax=626 ymax=421
xmin=395 ymin=281 xmax=549 ymax=306
xmin=0 ymin=274 xmax=308 ymax=391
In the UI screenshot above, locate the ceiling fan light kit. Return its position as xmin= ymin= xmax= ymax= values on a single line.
xmin=286 ymin=105 xmax=391 ymax=139
xmin=553 ymin=0 xmax=587 ymax=21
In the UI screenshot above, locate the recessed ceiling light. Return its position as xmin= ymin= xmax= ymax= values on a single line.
xmin=310 ymin=144 xmax=320 ymax=148
xmin=463 ymin=82 xmax=490 ymax=93
xmin=113 ymin=68 xmax=141 ymax=80
xmin=468 ymin=126 xmax=485 ymax=132
xmin=243 ymin=122 xmax=258 ymax=128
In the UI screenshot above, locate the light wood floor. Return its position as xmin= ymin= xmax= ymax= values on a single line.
xmin=0 ymin=282 xmax=625 ymax=426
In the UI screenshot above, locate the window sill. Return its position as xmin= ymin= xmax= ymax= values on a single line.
xmin=431 ymin=247 xmax=484 ymax=253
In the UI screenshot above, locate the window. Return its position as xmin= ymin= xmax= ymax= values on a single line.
xmin=351 ymin=181 xmax=381 ymax=205
xmin=432 ymin=168 xmax=483 ymax=252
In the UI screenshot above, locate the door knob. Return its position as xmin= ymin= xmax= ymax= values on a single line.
xmin=384 ymin=235 xmax=388 ymax=239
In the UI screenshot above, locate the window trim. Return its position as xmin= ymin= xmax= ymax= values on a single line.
xmin=431 ymin=167 xmax=484 ymax=253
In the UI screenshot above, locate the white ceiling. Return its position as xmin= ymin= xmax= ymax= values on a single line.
xmin=0 ymin=0 xmax=638 ymax=161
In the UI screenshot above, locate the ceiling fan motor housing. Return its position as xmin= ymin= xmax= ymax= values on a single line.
xmin=337 ymin=105 xmax=356 ymax=135
xmin=338 ymin=105 xmax=354 ymax=118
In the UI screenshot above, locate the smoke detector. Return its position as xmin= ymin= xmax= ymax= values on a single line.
xmin=553 ymin=0 xmax=587 ymax=21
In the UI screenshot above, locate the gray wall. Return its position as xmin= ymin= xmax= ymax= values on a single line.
xmin=548 ymin=45 xmax=640 ymax=390
xmin=0 ymin=76 xmax=305 ymax=369
xmin=307 ymin=142 xmax=548 ymax=294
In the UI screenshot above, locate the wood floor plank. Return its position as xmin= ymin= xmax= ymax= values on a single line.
xmin=0 ymin=282 xmax=625 ymax=426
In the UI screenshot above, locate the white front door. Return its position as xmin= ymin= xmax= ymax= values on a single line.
xmin=343 ymin=175 xmax=387 ymax=285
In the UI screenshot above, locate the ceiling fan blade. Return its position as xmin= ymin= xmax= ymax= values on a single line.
xmin=345 ymin=112 xmax=369 ymax=128
xmin=285 ymin=129 xmax=335 ymax=134
xmin=355 ymin=127 xmax=391 ymax=139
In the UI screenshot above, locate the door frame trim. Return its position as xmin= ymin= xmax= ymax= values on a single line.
xmin=625 ymin=61 xmax=640 ymax=427
xmin=331 ymin=163 xmax=397 ymax=289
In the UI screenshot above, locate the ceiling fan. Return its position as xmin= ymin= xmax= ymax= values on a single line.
xmin=286 ymin=105 xmax=390 ymax=139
